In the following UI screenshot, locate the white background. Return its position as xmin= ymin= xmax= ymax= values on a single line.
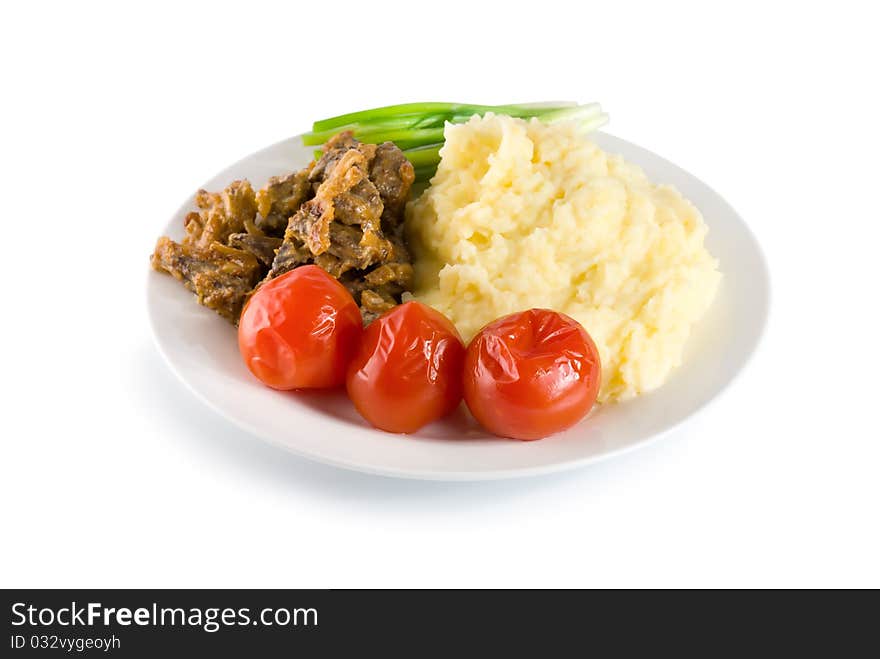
xmin=2 ymin=1 xmax=878 ymax=588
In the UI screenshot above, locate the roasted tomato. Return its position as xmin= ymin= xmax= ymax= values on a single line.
xmin=238 ymin=265 xmax=362 ymax=390
xmin=346 ymin=301 xmax=466 ymax=433
xmin=462 ymin=309 xmax=601 ymax=440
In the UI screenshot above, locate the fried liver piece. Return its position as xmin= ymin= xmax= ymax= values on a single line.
xmin=309 ymin=131 xmax=360 ymax=183
xmin=255 ymin=168 xmax=313 ymax=238
xmin=269 ymin=134 xmax=415 ymax=321
xmin=341 ymin=262 xmax=415 ymax=323
xmin=151 ymin=237 xmax=262 ymax=322
xmin=151 ymin=180 xmax=269 ymax=323
xmin=278 ymin=148 xmax=391 ymax=265
xmin=227 ymin=233 xmax=282 ymax=267
xmin=152 ymin=132 xmax=416 ymax=325
xmin=370 ymin=142 xmax=416 ymax=226
xmin=185 ymin=180 xmax=258 ymax=249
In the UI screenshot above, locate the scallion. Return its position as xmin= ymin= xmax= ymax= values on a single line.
xmin=304 ymin=101 xmax=608 ymax=181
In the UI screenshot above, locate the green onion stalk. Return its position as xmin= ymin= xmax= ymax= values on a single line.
xmin=303 ymin=102 xmax=608 ymax=181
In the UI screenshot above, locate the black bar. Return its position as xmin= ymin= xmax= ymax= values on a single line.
xmin=2 ymin=589 xmax=876 ymax=655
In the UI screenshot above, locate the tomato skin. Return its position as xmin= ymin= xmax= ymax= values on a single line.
xmin=238 ymin=265 xmax=362 ymax=390
xmin=462 ymin=309 xmax=601 ymax=440
xmin=346 ymin=301 xmax=466 ymax=434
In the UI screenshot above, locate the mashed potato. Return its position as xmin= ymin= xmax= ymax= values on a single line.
xmin=406 ymin=114 xmax=721 ymax=402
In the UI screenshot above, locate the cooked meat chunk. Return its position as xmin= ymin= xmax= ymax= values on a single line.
xmin=288 ymin=194 xmax=335 ymax=256
xmin=271 ymin=145 xmax=395 ymax=279
xmin=333 ymin=178 xmax=383 ymax=228
xmin=269 ymin=235 xmax=312 ymax=278
xmin=227 ymin=233 xmax=282 ymax=267
xmin=309 ymin=131 xmax=360 ymax=183
xmin=327 ymin=223 xmax=386 ymax=270
xmin=151 ymin=237 xmax=262 ymax=322
xmin=255 ymin=169 xmax=312 ymax=237
xmin=363 ymin=262 xmax=414 ymax=289
xmin=370 ymin=142 xmax=416 ymax=226
xmin=268 ymin=135 xmax=415 ymax=321
xmin=153 ymin=131 xmax=416 ymax=325
xmin=360 ymin=291 xmax=395 ymax=321
xmin=184 ymin=180 xmax=258 ymax=249
xmin=339 ymin=262 xmax=414 ymax=323
xmin=386 ymin=230 xmax=412 ymax=267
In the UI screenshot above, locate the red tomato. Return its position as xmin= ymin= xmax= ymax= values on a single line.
xmin=346 ymin=301 xmax=466 ymax=434
xmin=238 ymin=265 xmax=362 ymax=390
xmin=462 ymin=309 xmax=601 ymax=440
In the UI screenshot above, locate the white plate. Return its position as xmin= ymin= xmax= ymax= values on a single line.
xmin=147 ymin=132 xmax=769 ymax=480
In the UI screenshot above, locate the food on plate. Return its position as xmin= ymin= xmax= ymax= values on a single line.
xmin=270 ymin=133 xmax=415 ymax=322
xmin=462 ymin=309 xmax=601 ymax=440
xmin=152 ymin=236 xmax=263 ymax=323
xmin=303 ymin=101 xmax=608 ymax=182
xmin=255 ymin=169 xmax=312 ymax=237
xmin=346 ymin=301 xmax=466 ymax=433
xmin=150 ymin=181 xmax=265 ymax=321
xmin=238 ymin=265 xmax=362 ymax=390
xmin=152 ymin=100 xmax=723 ymax=442
xmin=408 ymin=114 xmax=721 ymax=402
xmin=151 ymin=133 xmax=416 ymax=324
